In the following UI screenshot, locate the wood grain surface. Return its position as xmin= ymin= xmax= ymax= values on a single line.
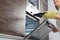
xmin=0 ymin=0 xmax=26 ymax=37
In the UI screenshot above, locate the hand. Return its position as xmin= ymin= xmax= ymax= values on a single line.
xmin=42 ymin=11 xmax=57 ymax=19
xmin=52 ymin=27 xmax=59 ymax=32
xmin=54 ymin=0 xmax=60 ymax=8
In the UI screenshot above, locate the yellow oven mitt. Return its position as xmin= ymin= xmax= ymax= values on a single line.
xmin=43 ymin=11 xmax=57 ymax=19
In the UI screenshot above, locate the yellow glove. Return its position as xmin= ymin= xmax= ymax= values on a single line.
xmin=42 ymin=11 xmax=57 ymax=19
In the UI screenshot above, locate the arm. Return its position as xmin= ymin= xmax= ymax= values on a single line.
xmin=56 ymin=15 xmax=60 ymax=20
